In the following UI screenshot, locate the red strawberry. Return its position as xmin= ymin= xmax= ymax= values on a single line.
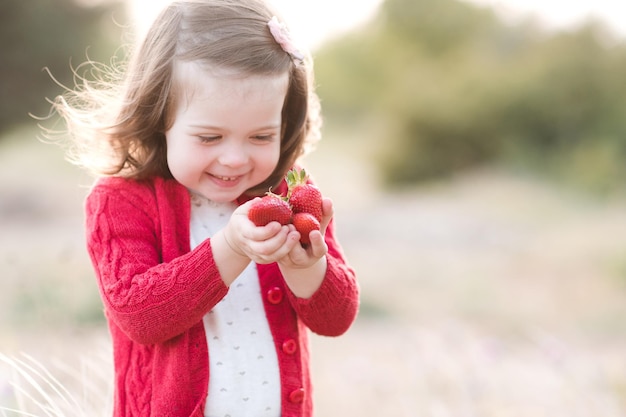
xmin=286 ymin=168 xmax=323 ymax=222
xmin=248 ymin=194 xmax=292 ymax=226
xmin=292 ymin=212 xmax=321 ymax=245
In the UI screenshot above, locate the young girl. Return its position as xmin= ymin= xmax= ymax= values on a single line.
xmin=50 ymin=0 xmax=359 ymax=416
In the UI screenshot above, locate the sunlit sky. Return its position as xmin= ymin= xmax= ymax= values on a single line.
xmin=128 ymin=0 xmax=626 ymax=50
xmin=469 ymin=0 xmax=626 ymax=35
xmin=127 ymin=0 xmax=384 ymax=50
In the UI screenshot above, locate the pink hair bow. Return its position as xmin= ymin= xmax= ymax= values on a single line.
xmin=267 ymin=16 xmax=305 ymax=62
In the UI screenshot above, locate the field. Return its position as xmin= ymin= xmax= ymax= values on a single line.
xmin=1 ymin=127 xmax=626 ymax=416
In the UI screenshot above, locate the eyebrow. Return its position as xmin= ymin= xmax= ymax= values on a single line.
xmin=187 ymin=123 xmax=282 ymax=131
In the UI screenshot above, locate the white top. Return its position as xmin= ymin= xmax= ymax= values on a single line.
xmin=188 ymin=192 xmax=281 ymax=417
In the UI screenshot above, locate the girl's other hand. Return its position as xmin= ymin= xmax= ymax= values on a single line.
xmin=274 ymin=198 xmax=334 ymax=298
xmin=279 ymin=197 xmax=333 ymax=269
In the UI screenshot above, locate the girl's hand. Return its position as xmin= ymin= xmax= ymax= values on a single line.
xmin=222 ymin=197 xmax=334 ymax=298
xmin=279 ymin=197 xmax=333 ymax=269
xmin=224 ymin=198 xmax=300 ymax=265
xmin=276 ymin=198 xmax=334 ymax=298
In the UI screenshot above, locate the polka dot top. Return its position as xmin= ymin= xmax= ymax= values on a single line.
xmin=189 ymin=192 xmax=281 ymax=417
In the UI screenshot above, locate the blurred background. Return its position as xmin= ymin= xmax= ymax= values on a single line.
xmin=1 ymin=0 xmax=626 ymax=415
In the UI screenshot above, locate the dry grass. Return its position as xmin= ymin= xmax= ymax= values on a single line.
xmin=0 ymin=336 xmax=112 ymax=417
xmin=1 ymin=127 xmax=626 ymax=415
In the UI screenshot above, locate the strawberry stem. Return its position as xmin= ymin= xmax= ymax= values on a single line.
xmin=265 ymin=187 xmax=288 ymax=201
xmin=286 ymin=168 xmax=308 ymax=200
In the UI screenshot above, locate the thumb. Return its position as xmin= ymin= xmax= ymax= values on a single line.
xmin=319 ymin=197 xmax=334 ymax=234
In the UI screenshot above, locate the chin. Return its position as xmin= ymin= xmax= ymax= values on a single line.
xmin=207 ymin=188 xmax=244 ymax=203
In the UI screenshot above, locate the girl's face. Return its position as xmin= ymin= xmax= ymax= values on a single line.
xmin=166 ymin=62 xmax=288 ymax=203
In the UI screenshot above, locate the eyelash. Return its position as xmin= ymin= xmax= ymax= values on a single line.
xmin=198 ymin=135 xmax=220 ymax=143
xmin=198 ymin=134 xmax=276 ymax=143
xmin=253 ymin=134 xmax=275 ymax=141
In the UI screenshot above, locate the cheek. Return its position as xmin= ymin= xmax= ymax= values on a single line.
xmin=263 ymin=143 xmax=282 ymax=171
xmin=165 ymin=135 xmax=196 ymax=180
xmin=164 ymin=136 xmax=179 ymax=171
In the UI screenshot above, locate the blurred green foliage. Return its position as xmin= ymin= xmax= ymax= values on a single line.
xmin=3 ymin=0 xmax=624 ymax=193
xmin=315 ymin=0 xmax=626 ymax=193
xmin=0 ymin=0 xmax=126 ymax=132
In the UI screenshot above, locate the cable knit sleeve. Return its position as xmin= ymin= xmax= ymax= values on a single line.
xmin=85 ymin=177 xmax=229 ymax=345
xmin=286 ymin=216 xmax=359 ymax=336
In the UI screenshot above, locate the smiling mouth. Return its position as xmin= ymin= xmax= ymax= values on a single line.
xmin=211 ymin=174 xmax=239 ymax=181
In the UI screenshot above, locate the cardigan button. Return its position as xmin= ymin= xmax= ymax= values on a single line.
xmin=267 ymin=287 xmax=284 ymax=305
xmin=288 ymin=387 xmax=305 ymax=403
xmin=282 ymin=339 xmax=297 ymax=355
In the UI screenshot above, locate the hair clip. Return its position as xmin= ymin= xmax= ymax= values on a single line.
xmin=267 ymin=16 xmax=305 ymax=62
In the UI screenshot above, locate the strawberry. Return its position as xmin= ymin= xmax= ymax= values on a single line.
xmin=292 ymin=212 xmax=321 ymax=245
xmin=286 ymin=168 xmax=323 ymax=222
xmin=248 ymin=194 xmax=292 ymax=226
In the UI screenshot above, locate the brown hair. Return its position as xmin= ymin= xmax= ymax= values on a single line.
xmin=51 ymin=0 xmax=321 ymax=196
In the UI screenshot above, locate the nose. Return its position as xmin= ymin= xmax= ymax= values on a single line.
xmin=218 ymin=140 xmax=249 ymax=168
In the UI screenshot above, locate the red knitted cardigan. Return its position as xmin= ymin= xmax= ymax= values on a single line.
xmin=84 ymin=175 xmax=359 ymax=417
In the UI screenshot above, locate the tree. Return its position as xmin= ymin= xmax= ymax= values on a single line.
xmin=0 ymin=0 xmax=126 ymax=133
xmin=314 ymin=0 xmax=626 ymax=192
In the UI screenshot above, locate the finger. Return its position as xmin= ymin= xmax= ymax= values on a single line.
xmin=319 ymin=197 xmax=334 ymax=233
xmin=249 ymin=226 xmax=295 ymax=260
xmin=246 ymin=221 xmax=283 ymax=241
xmin=257 ymin=233 xmax=300 ymax=265
xmin=284 ymin=237 xmax=309 ymax=264
xmin=234 ymin=197 xmax=260 ymax=216
xmin=307 ymin=230 xmax=328 ymax=257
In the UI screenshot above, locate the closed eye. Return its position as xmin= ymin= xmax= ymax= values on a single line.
xmin=198 ymin=135 xmax=221 ymax=143
xmin=252 ymin=134 xmax=277 ymax=142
